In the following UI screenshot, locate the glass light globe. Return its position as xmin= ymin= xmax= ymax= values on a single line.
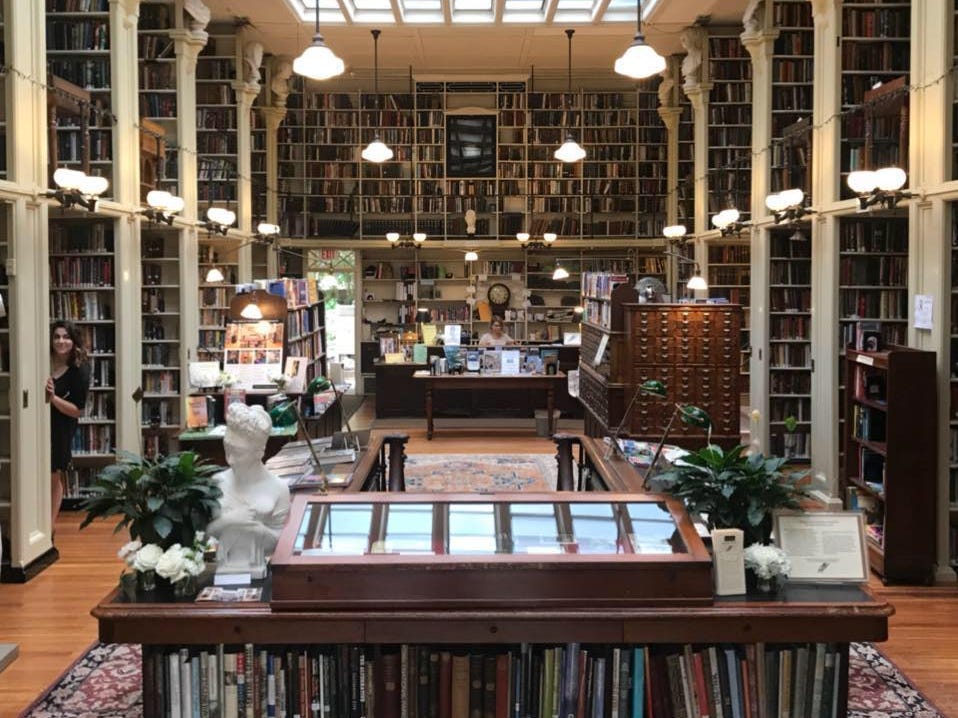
xmin=723 ymin=208 xmax=740 ymax=223
xmin=780 ymin=188 xmax=805 ymax=208
xmin=614 ymin=38 xmax=667 ymax=80
xmin=386 ymin=232 xmax=400 ymax=244
xmin=847 ymin=170 xmax=877 ymax=194
xmin=712 ymin=212 xmax=731 ymax=229
xmin=361 ymin=138 xmax=393 ymax=163
xmin=464 ymin=250 xmax=479 ymax=262
xmin=875 ymin=167 xmax=907 ymax=192
xmin=257 ymin=222 xmax=280 ymax=236
xmin=53 ymin=167 xmax=85 ymax=190
xmin=78 ymin=174 xmax=109 ymax=197
xmin=292 ymin=38 xmax=345 ymax=81
xmin=765 ymin=192 xmax=788 ymax=212
xmin=554 ymin=136 xmax=586 ymax=163
xmin=543 ymin=233 xmax=557 ymax=244
xmin=165 ymin=195 xmax=185 ymax=214
xmin=413 ymin=232 xmax=427 ymax=244
xmin=146 ymin=190 xmax=172 ymax=209
xmin=687 ymin=274 xmax=708 ymax=291
xmin=663 ymin=224 xmax=687 ymax=239
xmin=552 ymin=265 xmax=570 ymax=281
xmin=205 ymin=267 xmax=225 ymax=283
xmin=516 ymin=232 xmax=530 ymax=244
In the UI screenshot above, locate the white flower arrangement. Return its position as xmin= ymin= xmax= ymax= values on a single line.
xmin=743 ymin=544 xmax=791 ymax=581
xmin=218 ymin=370 xmax=238 ymax=388
xmin=156 ymin=543 xmax=206 ymax=585
xmin=270 ymin=373 xmax=289 ymax=390
xmin=117 ymin=539 xmax=142 ymax=567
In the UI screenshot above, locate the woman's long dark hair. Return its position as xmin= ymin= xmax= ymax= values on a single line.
xmin=50 ymin=320 xmax=89 ymax=367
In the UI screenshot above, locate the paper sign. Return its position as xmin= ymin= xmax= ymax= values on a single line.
xmin=500 ymin=349 xmax=520 ymax=375
xmin=774 ymin=512 xmax=868 ymax=582
xmin=443 ymin=324 xmax=462 ymax=346
xmin=592 ymin=333 xmax=610 ymax=367
xmin=914 ymin=294 xmax=933 ymax=330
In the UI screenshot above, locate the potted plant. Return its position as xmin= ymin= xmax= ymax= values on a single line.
xmin=80 ymin=450 xmax=223 ymax=549
xmin=781 ymin=415 xmax=800 ymax=458
xmin=654 ymin=444 xmax=806 ymax=545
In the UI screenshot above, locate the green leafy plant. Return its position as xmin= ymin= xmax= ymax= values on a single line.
xmin=782 ymin=415 xmax=799 ymax=433
xmin=655 ymin=444 xmax=806 ymax=545
xmin=80 ymin=451 xmax=223 ymax=548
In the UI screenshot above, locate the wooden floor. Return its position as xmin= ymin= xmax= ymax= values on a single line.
xmin=1 ymin=425 xmax=956 ymax=717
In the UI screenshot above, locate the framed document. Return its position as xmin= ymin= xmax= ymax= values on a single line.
xmin=774 ymin=511 xmax=869 ymax=583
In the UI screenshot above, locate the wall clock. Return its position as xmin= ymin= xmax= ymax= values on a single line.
xmin=487 ymin=282 xmax=511 ymax=312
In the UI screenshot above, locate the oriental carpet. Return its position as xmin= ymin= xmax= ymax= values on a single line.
xmin=403 ymin=452 xmax=559 ymax=492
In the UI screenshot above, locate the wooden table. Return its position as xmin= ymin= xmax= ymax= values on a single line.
xmin=177 ymin=423 xmax=298 ymax=465
xmin=413 ymin=371 xmax=565 ymax=439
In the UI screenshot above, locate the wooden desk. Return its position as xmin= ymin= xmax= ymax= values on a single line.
xmin=413 ymin=371 xmax=565 ymax=439
xmin=177 ymin=423 xmax=298 ymax=465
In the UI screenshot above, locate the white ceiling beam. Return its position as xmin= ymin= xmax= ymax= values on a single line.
xmin=391 ymin=0 xmax=403 ymax=23
xmin=442 ymin=0 xmax=452 ymax=23
xmin=335 ymin=0 xmax=356 ymax=24
xmin=591 ymin=0 xmax=612 ymax=23
xmin=544 ymin=0 xmax=559 ymax=23
xmin=494 ymin=0 xmax=504 ymax=23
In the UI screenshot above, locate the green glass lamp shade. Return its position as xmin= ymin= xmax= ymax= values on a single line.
xmin=640 ymin=380 xmax=668 ymax=399
xmin=679 ymin=404 xmax=712 ymax=429
xmin=269 ymin=400 xmax=298 ymax=428
xmin=306 ymin=375 xmax=331 ymax=395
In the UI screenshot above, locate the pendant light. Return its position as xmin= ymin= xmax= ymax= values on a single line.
xmin=554 ymin=29 xmax=586 ymax=164
xmin=293 ymin=0 xmax=345 ymax=81
xmin=615 ymin=0 xmax=666 ymax=79
xmin=361 ymin=29 xmax=393 ymax=164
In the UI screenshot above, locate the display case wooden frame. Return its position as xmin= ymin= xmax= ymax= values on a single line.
xmin=270 ymin=492 xmax=713 ymax=610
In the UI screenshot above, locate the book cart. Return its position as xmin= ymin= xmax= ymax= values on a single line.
xmin=94 ymin=486 xmax=891 ymax=718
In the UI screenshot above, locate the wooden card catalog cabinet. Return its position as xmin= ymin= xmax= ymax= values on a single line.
xmin=625 ymin=304 xmax=743 ymax=449
xmin=270 ymin=493 xmax=713 ymax=610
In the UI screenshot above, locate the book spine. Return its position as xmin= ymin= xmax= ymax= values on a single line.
xmin=591 ymin=657 xmax=606 ymax=718
xmin=561 ymin=644 xmax=579 ymax=718
xmin=617 ymin=646 xmax=631 ymax=718
xmin=611 ymin=648 xmax=621 ymax=718
xmin=483 ymin=654 xmax=497 ymax=718
xmin=181 ymin=648 xmax=193 ymax=718
xmin=469 ymin=654 xmax=484 ymax=718
xmin=495 ymin=653 xmax=511 ymax=718
xmin=170 ymin=651 xmax=182 ymax=718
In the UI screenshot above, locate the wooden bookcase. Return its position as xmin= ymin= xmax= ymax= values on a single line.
xmin=625 ymin=303 xmax=743 ymax=450
xmin=837 ymin=216 xmax=908 ymax=468
xmin=0 ymin=206 xmax=10 ymax=544
xmin=843 ymin=347 xmax=936 ymax=584
xmin=768 ymin=228 xmax=812 ymax=463
xmin=770 ymin=0 xmax=814 ymax=194
xmin=197 ymin=239 xmax=238 ymax=363
xmin=140 ymin=226 xmax=183 ymax=458
xmin=196 ymin=28 xmax=238 ymax=205
xmin=49 ymin=216 xmax=117 ymax=503
xmin=46 ymin=0 xmax=113 ymax=195
xmin=707 ymin=32 xmax=752 ymax=221
xmin=948 ymin=203 xmax=958 ymax=572
xmin=677 ymin=92 xmax=694 ymax=229
xmin=0 ymin=2 xmax=6 ymax=181
xmin=578 ymin=274 xmax=637 ymax=437
xmin=706 ymin=241 xmax=751 ymax=377
xmin=137 ymin=0 xmax=177 ymax=196
xmin=839 ymin=0 xmax=911 ymax=199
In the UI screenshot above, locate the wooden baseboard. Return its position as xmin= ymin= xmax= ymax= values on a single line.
xmin=0 ymin=644 xmax=18 ymax=673
xmin=1 ymin=546 xmax=59 ymax=583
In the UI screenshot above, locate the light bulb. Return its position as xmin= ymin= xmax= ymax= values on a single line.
xmin=146 ymin=190 xmax=172 ymax=210
xmin=712 ymin=212 xmax=731 ymax=229
xmin=687 ymin=274 xmax=708 ymax=291
xmin=516 ymin=232 xmax=530 ymax=244
xmin=386 ymin=232 xmax=400 ymax=244
xmin=293 ymin=38 xmax=345 ymax=81
xmin=847 ymin=170 xmax=878 ymax=195
xmin=205 ymin=267 xmax=225 ymax=283
xmin=554 ymin=136 xmax=586 ymax=163
xmin=464 ymin=250 xmax=478 ymax=262
xmin=257 ymin=222 xmax=280 ymax=236
xmin=166 ymin=195 xmax=185 ymax=214
xmin=78 ymin=174 xmax=109 ymax=197
xmin=207 ymin=207 xmax=236 ymax=227
xmin=553 ymin=265 xmax=570 ymax=281
xmin=779 ymin=188 xmax=805 ymax=208
xmin=765 ymin=192 xmax=788 ymax=213
xmin=240 ymin=301 xmax=264 ymax=320
xmin=875 ymin=167 xmax=907 ymax=192
xmin=543 ymin=232 xmax=557 ymax=244
xmin=723 ymin=208 xmax=740 ymax=223
xmin=663 ymin=224 xmax=687 ymax=239
xmin=413 ymin=232 xmax=427 ymax=244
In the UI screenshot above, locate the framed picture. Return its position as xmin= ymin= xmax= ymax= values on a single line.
xmin=774 ymin=511 xmax=869 ymax=583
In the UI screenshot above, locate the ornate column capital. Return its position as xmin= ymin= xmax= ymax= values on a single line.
xmin=171 ymin=29 xmax=208 ymax=76
xmin=233 ymin=82 xmax=261 ymax=114
xmin=657 ymin=106 xmax=682 ymax=134
xmin=262 ymin=106 xmax=288 ymax=132
xmin=109 ymin=0 xmax=140 ymax=28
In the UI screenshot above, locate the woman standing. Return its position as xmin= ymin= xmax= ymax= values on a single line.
xmin=46 ymin=321 xmax=90 ymax=533
xmin=478 ymin=316 xmax=516 ymax=347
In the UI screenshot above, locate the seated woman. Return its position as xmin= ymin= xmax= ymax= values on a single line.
xmin=478 ymin=316 xmax=515 ymax=347
xmin=206 ymin=403 xmax=291 ymax=578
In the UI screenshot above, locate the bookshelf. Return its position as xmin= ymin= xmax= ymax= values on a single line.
xmin=197 ymin=239 xmax=238 ymax=362
xmin=140 ymin=226 xmax=182 ymax=459
xmin=0 ymin=2 xmax=6 ymax=181
xmin=45 ymin=0 xmax=114 ymax=195
xmin=768 ymin=227 xmax=812 ymax=462
xmin=0 ymin=206 xmax=10 ymax=543
xmin=843 ymin=347 xmax=936 ymax=583
xmin=137 ymin=0 xmax=177 ymax=196
xmin=49 ymin=216 xmax=116 ymax=503
xmin=706 ymin=241 xmax=751 ymax=377
xmin=707 ymin=33 xmax=752 ymax=221
xmin=360 ymin=91 xmax=415 ymax=238
xmin=839 ymin=0 xmax=911 ymax=199
xmin=770 ymin=0 xmax=814 ymax=194
xmin=677 ymin=91 xmax=694 ymax=228
xmin=949 ymin=204 xmax=958 ymax=570
xmin=196 ymin=28 xmax=238 ymax=206
xmin=267 ymin=277 xmax=328 ymax=388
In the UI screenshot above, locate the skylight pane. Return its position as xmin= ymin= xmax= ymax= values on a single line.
xmin=402 ymin=0 xmax=441 ymax=8
xmin=454 ymin=0 xmax=493 ymax=9
xmin=353 ymin=0 xmax=392 ymax=8
xmin=555 ymin=0 xmax=594 ymax=8
xmin=504 ymin=0 xmax=544 ymax=10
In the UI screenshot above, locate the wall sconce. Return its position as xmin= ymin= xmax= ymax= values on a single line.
xmin=142 ymin=190 xmax=185 ymax=225
xmin=48 ymin=168 xmax=109 ymax=212
xmin=765 ymin=189 xmax=814 ymax=224
xmin=464 ymin=250 xmax=479 ymax=262
xmin=711 ymin=208 xmax=748 ymax=237
xmin=254 ymin=222 xmax=281 ymax=243
xmin=203 ymin=206 xmax=236 ymax=236
xmin=516 ymin=232 xmax=558 ymax=249
xmin=847 ymin=167 xmax=911 ymax=211
xmin=386 ymin=231 xmax=427 ymax=248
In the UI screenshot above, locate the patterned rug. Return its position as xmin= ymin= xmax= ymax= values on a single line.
xmin=403 ymin=453 xmax=558 ymax=492
xmin=19 ymin=642 xmax=947 ymax=718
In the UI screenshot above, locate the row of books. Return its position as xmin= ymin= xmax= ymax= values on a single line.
xmin=839 ymin=322 xmax=904 ymax=351
xmin=839 ymin=256 xmax=907 ymax=285
xmin=268 ymin=278 xmax=321 ymax=310
xmin=770 ymin=316 xmax=810 ymax=342
xmin=70 ymin=424 xmax=114 ymax=454
xmin=142 ymin=641 xmax=848 ymax=718
xmin=850 ymin=404 xmax=887 ymax=443
xmin=839 ymin=290 xmax=906 ymax=320
xmin=770 ymin=289 xmax=811 ymax=313
xmin=768 ymin=343 xmax=810 ymax=369
xmin=50 ymin=292 xmax=113 ymax=321
xmin=770 ymin=372 xmax=811 ymax=395
xmin=51 ymin=256 xmax=114 ymax=287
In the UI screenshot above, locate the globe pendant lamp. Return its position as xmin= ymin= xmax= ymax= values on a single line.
xmin=361 ymin=29 xmax=393 ymax=164
xmin=615 ymin=0 xmax=666 ymax=79
xmin=554 ymin=29 xmax=586 ymax=164
xmin=293 ymin=0 xmax=345 ymax=81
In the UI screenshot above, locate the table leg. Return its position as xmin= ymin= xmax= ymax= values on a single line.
xmin=425 ymin=385 xmax=434 ymax=440
xmin=547 ymin=385 xmax=555 ymax=436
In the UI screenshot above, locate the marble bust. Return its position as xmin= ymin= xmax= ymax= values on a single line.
xmin=207 ymin=403 xmax=291 ymax=578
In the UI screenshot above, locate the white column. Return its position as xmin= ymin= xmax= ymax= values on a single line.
xmin=808 ymin=0 xmax=842 ymax=490
xmin=742 ymin=17 xmax=780 ymax=453
xmin=109 ymin=0 xmax=143 ymax=454
xmin=263 ymin=107 xmax=287 ymax=279
xmin=907 ymin=0 xmax=952 ymax=582
xmin=233 ymin=80 xmax=260 ymax=283
xmin=6 ymin=0 xmax=56 ymax=566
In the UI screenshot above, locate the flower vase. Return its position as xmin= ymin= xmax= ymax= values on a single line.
xmin=119 ymin=572 xmax=138 ymax=601
xmin=746 ymin=569 xmax=780 ymax=596
xmin=172 ymin=575 xmax=197 ymax=600
xmin=137 ymin=569 xmax=157 ymax=593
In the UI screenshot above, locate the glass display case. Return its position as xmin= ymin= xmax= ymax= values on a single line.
xmin=270 ymin=493 xmax=713 ymax=609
